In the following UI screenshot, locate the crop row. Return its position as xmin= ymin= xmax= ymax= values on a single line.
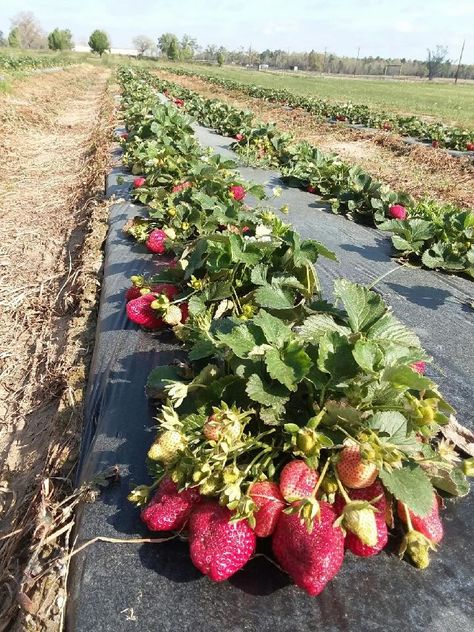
xmin=0 ymin=52 xmax=74 ymax=72
xmin=115 ymin=66 xmax=471 ymax=595
xmin=162 ymin=66 xmax=474 ymax=153
xmin=146 ymin=73 xmax=474 ymax=279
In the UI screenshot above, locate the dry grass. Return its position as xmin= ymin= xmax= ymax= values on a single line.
xmin=0 ymin=65 xmax=114 ymax=631
xmin=157 ymin=71 xmax=474 ymax=210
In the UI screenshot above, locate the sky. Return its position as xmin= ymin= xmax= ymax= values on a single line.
xmin=0 ymin=0 xmax=473 ymax=63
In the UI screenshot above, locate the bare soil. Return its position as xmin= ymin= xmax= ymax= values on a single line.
xmin=0 ymin=64 xmax=113 ymax=630
xmin=157 ymin=71 xmax=474 ymax=210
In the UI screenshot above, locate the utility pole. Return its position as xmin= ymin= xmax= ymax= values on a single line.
xmin=323 ymin=47 xmax=327 ymax=74
xmin=454 ymin=39 xmax=465 ymax=84
xmin=353 ymin=46 xmax=360 ymax=75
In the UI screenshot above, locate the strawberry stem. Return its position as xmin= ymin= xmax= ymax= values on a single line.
xmin=334 ymin=468 xmax=352 ymax=504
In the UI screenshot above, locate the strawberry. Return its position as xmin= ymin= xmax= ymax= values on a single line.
xmin=141 ymin=477 xmax=201 ymax=532
xmin=397 ymin=493 xmax=443 ymax=544
xmin=133 ymin=176 xmax=146 ymax=188
xmin=411 ymin=360 xmax=426 ymax=374
xmin=188 ymin=502 xmax=256 ymax=581
xmin=279 ymin=460 xmax=319 ymax=502
xmin=432 ymin=140 xmax=440 ymax=148
xmin=179 ymin=301 xmax=189 ymax=323
xmin=249 ymin=481 xmax=285 ymax=537
xmin=336 ymin=114 xmax=347 ymax=122
xmin=272 ymin=501 xmax=345 ymax=596
xmin=120 ymin=131 xmax=129 ymax=140
xmin=125 ymin=286 xmax=142 ymax=302
xmin=382 ymin=121 xmax=392 ymax=131
xmin=334 ymin=481 xmax=388 ymax=557
xmin=307 ymin=184 xmax=317 ymax=194
xmin=152 ymin=283 xmax=179 ymax=300
xmin=229 ymin=184 xmax=246 ymax=201
xmin=235 ymin=133 xmax=245 ymax=142
xmin=388 ymin=204 xmax=407 ymax=220
xmin=126 ymin=294 xmax=163 ymax=329
xmin=336 ymin=445 xmax=377 ymax=489
xmin=172 ymin=181 xmax=192 ymax=193
xmin=148 ymin=430 xmax=186 ymax=465
xmin=146 ymin=229 xmax=168 ymax=254
xmin=466 ymin=142 xmax=474 ymax=151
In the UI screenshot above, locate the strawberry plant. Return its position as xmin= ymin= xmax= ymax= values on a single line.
xmin=117 ymin=67 xmax=471 ymax=596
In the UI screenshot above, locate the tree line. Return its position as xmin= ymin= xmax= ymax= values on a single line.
xmin=0 ymin=14 xmax=472 ymax=80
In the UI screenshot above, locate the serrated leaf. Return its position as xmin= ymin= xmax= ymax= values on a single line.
xmin=367 ymin=313 xmax=421 ymax=348
xmin=216 ymin=324 xmax=257 ymax=358
xmin=334 ymin=279 xmax=386 ymax=332
xmin=253 ymin=309 xmax=292 ymax=345
xmin=369 ymin=411 xmax=418 ymax=452
xmin=188 ymin=295 xmax=207 ymax=316
xmin=264 ymin=348 xmax=297 ymax=390
xmin=299 ymin=314 xmax=351 ymax=343
xmin=317 ymin=332 xmax=358 ymax=379
xmin=146 ymin=365 xmax=183 ymax=399
xmin=352 ymin=339 xmax=382 ymax=373
xmin=379 ymin=464 xmax=434 ymax=516
xmin=431 ymin=467 xmax=470 ymax=497
xmin=189 ymin=338 xmax=217 ymax=361
xmin=254 ymin=285 xmax=295 ymax=310
xmin=250 ymin=263 xmax=269 ymax=286
xmin=246 ymin=373 xmax=289 ymax=408
xmin=384 ymin=365 xmax=432 ymax=390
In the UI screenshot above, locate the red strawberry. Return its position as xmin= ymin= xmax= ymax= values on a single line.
xmin=179 ymin=301 xmax=189 ymax=323
xmin=141 ymin=477 xmax=201 ymax=532
xmin=272 ymin=501 xmax=345 ymax=596
xmin=336 ymin=114 xmax=347 ymax=122
xmin=133 ymin=176 xmax=146 ymax=188
xmin=249 ymin=481 xmax=285 ymax=537
xmin=172 ymin=181 xmax=192 ymax=193
xmin=235 ymin=133 xmax=244 ymax=141
xmin=279 ymin=460 xmax=319 ymax=502
xmin=125 ymin=286 xmax=142 ymax=302
xmin=432 ymin=140 xmax=440 ymax=148
xmin=188 ymin=501 xmax=256 ymax=581
xmin=152 ymin=283 xmax=179 ymax=300
xmin=120 ymin=131 xmax=129 ymax=140
xmin=336 ymin=445 xmax=377 ymax=489
xmin=411 ymin=360 xmax=426 ymax=374
xmin=382 ymin=121 xmax=392 ymax=131
xmin=229 ymin=184 xmax=246 ymax=201
xmin=126 ymin=294 xmax=163 ymax=329
xmin=146 ymin=229 xmax=168 ymax=254
xmin=307 ymin=185 xmax=317 ymax=194
xmin=388 ymin=204 xmax=407 ymax=220
xmin=334 ymin=481 xmax=388 ymax=557
xmin=466 ymin=142 xmax=474 ymax=151
xmin=397 ymin=493 xmax=443 ymax=544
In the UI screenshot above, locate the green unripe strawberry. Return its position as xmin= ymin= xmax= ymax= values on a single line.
xmin=400 ymin=530 xmax=435 ymax=569
xmin=297 ymin=429 xmax=316 ymax=455
xmin=338 ymin=500 xmax=378 ymax=546
xmin=148 ymin=430 xmax=186 ymax=465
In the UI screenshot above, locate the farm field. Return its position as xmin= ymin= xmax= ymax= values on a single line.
xmin=1 ymin=52 xmax=473 ymax=632
xmin=156 ymin=68 xmax=474 ymax=210
xmin=171 ymin=62 xmax=474 ymax=128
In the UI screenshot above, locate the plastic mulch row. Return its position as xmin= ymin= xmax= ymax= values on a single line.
xmin=67 ymin=123 xmax=474 ymax=632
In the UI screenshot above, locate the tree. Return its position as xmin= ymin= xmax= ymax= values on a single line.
xmin=8 ymin=27 xmax=21 ymax=48
xmin=10 ymin=12 xmax=45 ymax=49
xmin=217 ymin=51 xmax=225 ymax=67
xmin=133 ymin=35 xmax=154 ymax=56
xmin=426 ymin=45 xmax=450 ymax=80
xmin=47 ymin=28 xmax=73 ymax=51
xmin=180 ymin=34 xmax=197 ymax=60
xmin=0 ymin=31 xmax=6 ymax=47
xmin=158 ymin=33 xmax=181 ymax=60
xmin=88 ymin=30 xmax=110 ymax=56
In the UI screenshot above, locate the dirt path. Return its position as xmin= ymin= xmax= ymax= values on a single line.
xmin=0 ymin=65 xmax=113 ymax=630
xmin=157 ymin=71 xmax=474 ymax=210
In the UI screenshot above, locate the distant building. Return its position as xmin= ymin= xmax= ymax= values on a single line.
xmin=258 ymin=64 xmax=269 ymax=70
xmin=73 ymin=45 xmax=139 ymax=56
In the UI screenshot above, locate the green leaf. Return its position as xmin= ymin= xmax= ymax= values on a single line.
xmin=366 ymin=313 xmax=420 ymax=348
xmin=253 ymin=309 xmax=292 ymax=345
xmin=246 ymin=373 xmax=289 ymax=408
xmin=317 ymin=332 xmax=358 ymax=379
xmin=384 ymin=365 xmax=432 ymax=390
xmin=379 ymin=464 xmax=434 ymax=516
xmin=334 ymin=279 xmax=386 ymax=332
xmin=216 ymin=324 xmax=257 ymax=359
xmin=250 ymin=264 xmax=269 ymax=286
xmin=352 ymin=339 xmax=382 ymax=373
xmin=188 ymin=295 xmax=207 ymax=316
xmin=146 ymin=365 xmax=183 ymax=399
xmin=299 ymin=314 xmax=351 ymax=343
xmin=254 ymin=285 xmax=295 ymax=310
xmin=431 ymin=467 xmax=470 ymax=497
xmin=284 ymin=340 xmax=312 ymax=383
xmin=264 ymin=348 xmax=296 ymax=390
xmin=189 ymin=339 xmax=217 ymax=361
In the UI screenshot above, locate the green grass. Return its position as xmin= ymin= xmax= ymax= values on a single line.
xmin=170 ymin=63 xmax=474 ymax=129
